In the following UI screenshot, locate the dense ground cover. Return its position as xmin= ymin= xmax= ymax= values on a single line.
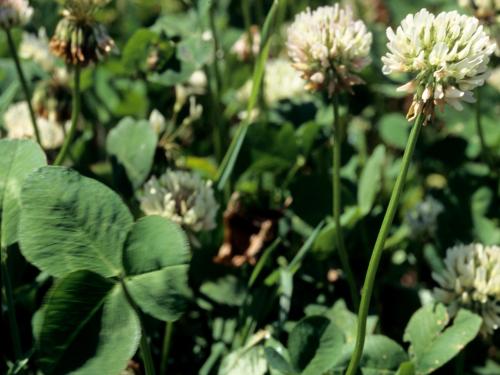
xmin=0 ymin=0 xmax=499 ymax=374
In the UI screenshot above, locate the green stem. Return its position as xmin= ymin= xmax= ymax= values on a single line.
xmin=140 ymin=333 xmax=156 ymax=375
xmin=6 ymin=29 xmax=41 ymax=144
xmin=332 ymin=95 xmax=359 ymax=310
xmin=346 ymin=113 xmax=424 ymax=375
xmin=1 ymin=249 xmax=23 ymax=360
xmin=120 ymin=279 xmax=156 ymax=375
xmin=208 ymin=3 xmax=224 ymax=162
xmin=160 ymin=321 xmax=174 ymax=375
xmin=54 ymin=65 xmax=81 ymax=166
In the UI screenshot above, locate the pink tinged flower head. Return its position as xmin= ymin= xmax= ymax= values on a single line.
xmin=287 ymin=4 xmax=372 ymax=96
xmin=382 ymin=8 xmax=496 ymax=124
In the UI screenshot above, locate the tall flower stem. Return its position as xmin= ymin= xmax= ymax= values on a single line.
xmin=346 ymin=112 xmax=424 ymax=375
xmin=1 ymin=249 xmax=23 ymax=360
xmin=54 ymin=65 xmax=80 ymax=165
xmin=160 ymin=321 xmax=174 ymax=375
xmin=140 ymin=333 xmax=156 ymax=375
xmin=332 ymin=94 xmax=359 ymax=310
xmin=5 ymin=28 xmax=41 ymax=144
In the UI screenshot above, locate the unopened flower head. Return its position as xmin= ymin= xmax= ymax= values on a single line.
xmin=231 ymin=25 xmax=261 ymax=62
xmin=382 ymin=9 xmax=496 ymax=124
xmin=140 ymin=170 xmax=219 ymax=233
xmin=287 ymin=4 xmax=372 ymax=96
xmin=0 ymin=0 xmax=33 ymax=29
xmin=432 ymin=243 xmax=500 ymax=335
xmin=4 ymin=101 xmax=66 ymax=150
xmin=50 ymin=0 xmax=114 ymax=66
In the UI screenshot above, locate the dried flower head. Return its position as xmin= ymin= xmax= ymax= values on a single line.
xmin=433 ymin=243 xmax=500 ymax=335
xmin=33 ymin=76 xmax=72 ymax=123
xmin=0 ymin=0 xmax=33 ymax=29
xmin=4 ymin=101 xmax=66 ymax=149
xmin=382 ymin=9 xmax=496 ymax=123
xmin=238 ymin=59 xmax=306 ymax=105
xmin=50 ymin=0 xmax=114 ymax=66
xmin=139 ymin=170 xmax=219 ymax=233
xmin=231 ymin=25 xmax=261 ymax=62
xmin=287 ymin=4 xmax=372 ymax=96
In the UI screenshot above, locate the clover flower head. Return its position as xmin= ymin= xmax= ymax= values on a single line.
xmin=382 ymin=9 xmax=496 ymax=124
xmin=50 ymin=0 xmax=114 ymax=66
xmin=406 ymin=196 xmax=444 ymax=240
xmin=238 ymin=59 xmax=306 ymax=105
xmin=287 ymin=4 xmax=372 ymax=96
xmin=139 ymin=170 xmax=219 ymax=233
xmin=432 ymin=243 xmax=500 ymax=335
xmin=4 ymin=101 xmax=66 ymax=150
xmin=20 ymin=29 xmax=56 ymax=72
xmin=0 ymin=0 xmax=33 ymax=29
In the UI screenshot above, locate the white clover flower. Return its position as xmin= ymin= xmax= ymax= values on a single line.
xmin=3 ymin=101 xmax=65 ymax=150
xmin=382 ymin=9 xmax=496 ymax=123
xmin=406 ymin=196 xmax=444 ymax=240
xmin=20 ymin=29 xmax=56 ymax=72
xmin=433 ymin=243 xmax=500 ymax=335
xmin=139 ymin=170 xmax=219 ymax=233
xmin=0 ymin=0 xmax=33 ymax=29
xmin=287 ymin=4 xmax=372 ymax=95
xmin=238 ymin=59 xmax=307 ymax=105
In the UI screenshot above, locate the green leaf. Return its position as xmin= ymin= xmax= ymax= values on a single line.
xmin=121 ymin=28 xmax=158 ymax=73
xmin=123 ymin=216 xmax=191 ymax=321
xmin=287 ymin=316 xmax=344 ymax=375
xmin=333 ymin=335 xmax=408 ymax=374
xmin=106 ymin=117 xmax=158 ymax=190
xmin=19 ymin=166 xmax=133 ymax=278
xmin=201 ymin=274 xmax=247 ymax=307
xmin=219 ymin=345 xmax=268 ymax=375
xmin=265 ymin=347 xmax=296 ymax=375
xmin=38 ymin=271 xmax=140 ymax=375
xmin=396 ymin=362 xmax=416 ymax=375
xmin=404 ymin=304 xmax=482 ymax=374
xmin=360 ymin=335 xmax=408 ymax=372
xmin=358 ymin=145 xmax=386 ymax=215
xmin=0 ymin=139 xmax=46 ymax=248
xmin=378 ymin=114 xmax=409 ymax=150
xmin=325 ymin=300 xmax=378 ymax=344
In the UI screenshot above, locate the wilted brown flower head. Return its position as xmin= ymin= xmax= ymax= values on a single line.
xmin=50 ymin=0 xmax=115 ymax=66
